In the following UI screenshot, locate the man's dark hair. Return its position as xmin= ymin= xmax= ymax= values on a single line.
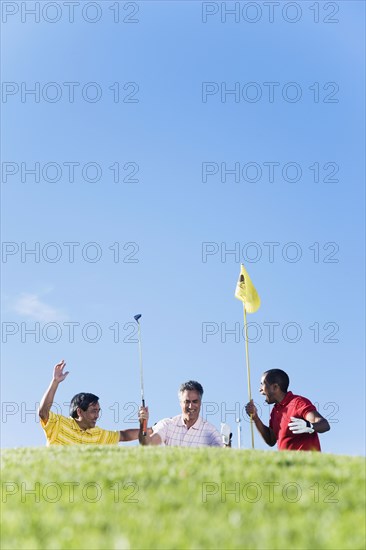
xmin=263 ymin=369 xmax=290 ymax=393
xmin=69 ymin=393 xmax=99 ymax=418
xmin=179 ymin=380 xmax=204 ymax=399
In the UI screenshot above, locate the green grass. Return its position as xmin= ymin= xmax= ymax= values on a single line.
xmin=1 ymin=447 xmax=365 ymax=550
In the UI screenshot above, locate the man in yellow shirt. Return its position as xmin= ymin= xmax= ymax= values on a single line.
xmin=39 ymin=359 xmax=141 ymax=446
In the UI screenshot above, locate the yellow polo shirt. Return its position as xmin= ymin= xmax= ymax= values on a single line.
xmin=41 ymin=411 xmax=120 ymax=446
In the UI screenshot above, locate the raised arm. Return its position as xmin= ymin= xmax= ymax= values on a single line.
xmin=38 ymin=360 xmax=69 ymax=422
xmin=245 ymin=399 xmax=277 ymax=447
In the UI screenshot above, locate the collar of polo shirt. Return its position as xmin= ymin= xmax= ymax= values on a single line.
xmin=276 ymin=391 xmax=294 ymax=407
xmin=70 ymin=417 xmax=96 ymax=434
xmin=180 ymin=414 xmax=203 ymax=430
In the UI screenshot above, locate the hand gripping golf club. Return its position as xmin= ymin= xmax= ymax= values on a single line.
xmin=134 ymin=314 xmax=147 ymax=436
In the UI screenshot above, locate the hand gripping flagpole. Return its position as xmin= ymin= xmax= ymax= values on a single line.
xmin=235 ymin=264 xmax=261 ymax=450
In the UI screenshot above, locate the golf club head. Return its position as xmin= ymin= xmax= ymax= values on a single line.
xmin=134 ymin=314 xmax=142 ymax=323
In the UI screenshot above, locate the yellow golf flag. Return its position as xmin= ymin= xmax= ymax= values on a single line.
xmin=235 ymin=264 xmax=261 ymax=313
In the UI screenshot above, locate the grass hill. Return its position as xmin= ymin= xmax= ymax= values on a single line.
xmin=1 ymin=447 xmax=365 ymax=549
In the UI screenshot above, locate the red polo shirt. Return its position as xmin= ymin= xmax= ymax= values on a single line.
xmin=269 ymin=391 xmax=321 ymax=451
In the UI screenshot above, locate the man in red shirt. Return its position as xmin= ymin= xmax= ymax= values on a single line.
xmin=245 ymin=369 xmax=330 ymax=451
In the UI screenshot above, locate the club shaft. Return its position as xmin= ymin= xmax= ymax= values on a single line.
xmin=137 ymin=322 xmax=144 ymax=402
xmin=137 ymin=321 xmax=147 ymax=436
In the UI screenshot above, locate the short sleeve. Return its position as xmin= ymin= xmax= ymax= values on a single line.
xmin=294 ymin=396 xmax=317 ymax=419
xmin=152 ymin=418 xmax=172 ymax=444
xmin=40 ymin=411 xmax=60 ymax=444
xmin=97 ymin=429 xmax=120 ymax=445
xmin=209 ymin=426 xmax=224 ymax=447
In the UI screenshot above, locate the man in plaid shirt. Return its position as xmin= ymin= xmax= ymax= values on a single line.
xmin=138 ymin=380 xmax=225 ymax=447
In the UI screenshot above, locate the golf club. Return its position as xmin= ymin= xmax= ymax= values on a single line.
xmin=134 ymin=314 xmax=147 ymax=436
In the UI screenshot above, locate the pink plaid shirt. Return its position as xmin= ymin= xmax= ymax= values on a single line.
xmin=152 ymin=415 xmax=224 ymax=447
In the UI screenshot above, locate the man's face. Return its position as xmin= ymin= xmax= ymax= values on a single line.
xmin=77 ymin=401 xmax=101 ymax=429
xmin=259 ymin=375 xmax=277 ymax=405
xmin=180 ymin=390 xmax=201 ymax=425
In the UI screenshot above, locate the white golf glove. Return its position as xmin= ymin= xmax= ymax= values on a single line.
xmin=220 ymin=423 xmax=232 ymax=445
xmin=288 ymin=417 xmax=314 ymax=434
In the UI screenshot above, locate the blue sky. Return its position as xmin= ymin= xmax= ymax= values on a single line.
xmin=1 ymin=1 xmax=365 ymax=455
